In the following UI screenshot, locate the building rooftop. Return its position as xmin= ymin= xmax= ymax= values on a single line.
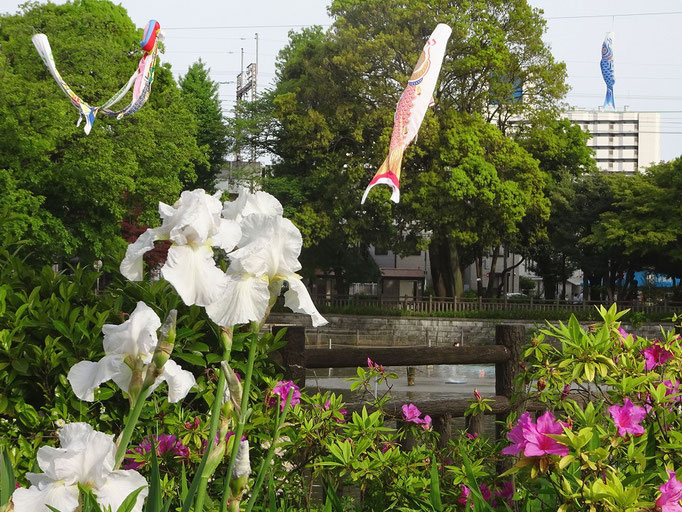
xmin=380 ymin=268 xmax=425 ymax=279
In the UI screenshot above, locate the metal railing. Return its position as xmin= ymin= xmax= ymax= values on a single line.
xmin=310 ymin=294 xmax=682 ymax=314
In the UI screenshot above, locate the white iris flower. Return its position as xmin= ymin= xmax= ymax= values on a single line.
xmin=120 ymin=189 xmax=241 ymax=306
xmin=207 ymin=192 xmax=327 ymax=328
xmin=12 ymin=423 xmax=148 ymax=512
xmin=67 ymin=302 xmax=195 ymax=403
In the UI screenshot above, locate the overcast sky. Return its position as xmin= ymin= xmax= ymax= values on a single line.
xmin=3 ymin=0 xmax=682 ymax=160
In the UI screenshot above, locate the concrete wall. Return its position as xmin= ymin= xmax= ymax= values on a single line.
xmin=267 ymin=312 xmax=672 ymax=347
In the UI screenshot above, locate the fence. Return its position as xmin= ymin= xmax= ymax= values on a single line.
xmin=311 ymin=294 xmax=682 ymax=314
xmin=271 ymin=324 xmax=526 ymax=446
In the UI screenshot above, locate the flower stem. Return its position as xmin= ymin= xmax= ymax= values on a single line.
xmin=219 ymin=333 xmax=259 ymax=512
xmin=244 ymin=391 xmax=294 ymax=512
xmin=181 ymin=342 xmax=231 ymax=512
xmin=114 ymin=385 xmax=152 ymax=469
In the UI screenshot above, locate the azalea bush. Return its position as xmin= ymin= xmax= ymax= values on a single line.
xmin=494 ymin=305 xmax=682 ymax=511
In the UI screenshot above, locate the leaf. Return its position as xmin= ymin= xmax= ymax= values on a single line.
xmin=173 ymin=353 xmax=206 ymax=367
xmin=429 ymin=458 xmax=442 ymax=511
xmin=144 ymin=436 xmax=161 ymax=512
xmin=1 ymin=448 xmax=15 ymax=507
xmin=117 ymin=486 xmax=147 ymax=512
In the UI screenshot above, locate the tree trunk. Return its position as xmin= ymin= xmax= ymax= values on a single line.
xmin=486 ymin=246 xmax=500 ymax=298
xmin=475 ymin=255 xmax=484 ymax=296
xmin=449 ymin=240 xmax=464 ymax=297
xmin=429 ymin=239 xmax=454 ymax=297
xmin=334 ymin=268 xmax=348 ymax=296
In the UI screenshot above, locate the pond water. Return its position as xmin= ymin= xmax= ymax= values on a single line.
xmin=304 ymin=364 xmax=496 ymax=402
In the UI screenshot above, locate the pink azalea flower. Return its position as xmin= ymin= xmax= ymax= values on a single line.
xmin=401 ymin=403 xmax=431 ymax=429
xmin=609 ymin=398 xmax=647 ymax=437
xmin=501 ymin=412 xmax=533 ymax=455
xmin=643 ymin=342 xmax=674 ymax=371
xmin=402 ymin=403 xmax=422 ymax=422
xmin=523 ymin=411 xmax=569 ymax=457
xmin=466 ymin=432 xmax=478 ymax=440
xmin=657 ymin=470 xmax=682 ymax=512
xmin=479 ymin=483 xmax=492 ymax=502
xmin=267 ymin=380 xmax=301 ymax=412
xmin=664 ymin=380 xmax=682 ymax=404
xmin=495 ymin=480 xmax=515 ymax=508
xmin=458 ymin=485 xmax=471 ymax=506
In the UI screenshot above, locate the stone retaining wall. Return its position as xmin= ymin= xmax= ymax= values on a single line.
xmin=267 ymin=312 xmax=672 ymax=347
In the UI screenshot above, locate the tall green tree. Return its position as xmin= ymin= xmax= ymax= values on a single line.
xmin=0 ymin=0 xmax=204 ymax=263
xmin=259 ymin=0 xmax=567 ymax=295
xmin=179 ymin=59 xmax=229 ymax=191
xmin=588 ymin=159 xmax=682 ymax=297
xmin=516 ymin=119 xmax=598 ymax=298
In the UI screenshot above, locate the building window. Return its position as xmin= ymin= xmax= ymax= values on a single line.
xmin=374 ymin=246 xmax=389 ymax=256
xmin=609 ymin=122 xmax=615 ymax=130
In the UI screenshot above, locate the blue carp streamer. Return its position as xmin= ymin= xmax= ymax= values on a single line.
xmin=600 ymin=32 xmax=615 ymax=109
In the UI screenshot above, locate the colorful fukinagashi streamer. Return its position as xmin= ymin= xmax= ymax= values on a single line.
xmin=600 ymin=32 xmax=615 ymax=109
xmin=361 ymin=23 xmax=452 ymax=204
xmin=32 ymin=20 xmax=163 ymax=134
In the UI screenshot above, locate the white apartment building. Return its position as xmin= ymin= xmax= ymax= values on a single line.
xmin=563 ymin=108 xmax=660 ymax=173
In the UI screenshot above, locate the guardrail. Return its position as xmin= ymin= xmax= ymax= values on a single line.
xmin=271 ymin=324 xmax=526 ymax=444
xmin=309 ymin=294 xmax=682 ymax=314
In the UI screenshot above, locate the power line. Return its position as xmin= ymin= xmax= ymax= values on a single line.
xmin=164 ymin=24 xmax=330 ymax=30
xmin=547 ymin=11 xmax=682 ymax=20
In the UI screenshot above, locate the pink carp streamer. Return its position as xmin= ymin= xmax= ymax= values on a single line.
xmin=31 ymin=20 xmax=163 ymax=135
xmin=361 ymin=23 xmax=452 ymax=204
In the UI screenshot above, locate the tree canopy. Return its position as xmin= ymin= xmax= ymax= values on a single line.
xmin=258 ymin=0 xmax=567 ymax=295
xmin=0 ymin=0 xmax=205 ymax=263
xmin=179 ymin=59 xmax=229 ymax=191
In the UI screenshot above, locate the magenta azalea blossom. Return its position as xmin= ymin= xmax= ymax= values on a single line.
xmin=495 ymin=480 xmax=515 ymax=508
xmin=267 ymin=380 xmax=301 ymax=412
xmin=402 ymin=403 xmax=422 ymax=422
xmin=643 ymin=342 xmax=674 ymax=371
xmin=479 ymin=483 xmax=492 ymax=502
xmin=609 ymin=398 xmax=647 ymax=437
xmin=123 ymin=434 xmax=189 ymax=470
xmin=458 ymin=485 xmax=471 ymax=506
xmin=401 ymin=403 xmax=431 ymax=429
xmin=523 ymin=411 xmax=569 ymax=457
xmin=501 ymin=412 xmax=533 ymax=455
xmin=657 ymin=470 xmax=682 ymax=512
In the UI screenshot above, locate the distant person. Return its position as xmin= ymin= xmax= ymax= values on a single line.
xmin=578 ymin=292 xmax=584 ymax=303
xmin=572 ymin=293 xmax=579 ymax=303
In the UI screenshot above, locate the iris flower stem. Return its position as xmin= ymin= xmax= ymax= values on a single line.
xmin=114 ymin=385 xmax=152 ymax=469
xmin=244 ymin=390 xmax=293 ymax=512
xmin=182 ymin=333 xmax=232 ymax=512
xmin=219 ymin=331 xmax=260 ymax=512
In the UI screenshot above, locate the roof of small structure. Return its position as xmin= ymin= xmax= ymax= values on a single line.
xmin=380 ymin=268 xmax=425 ymax=279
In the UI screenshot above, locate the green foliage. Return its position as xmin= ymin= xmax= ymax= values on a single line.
xmin=505 ymin=305 xmax=682 ymax=510
xmin=179 ymin=60 xmax=229 ymax=191
xmin=0 ymin=1 xmax=204 ymax=262
xmin=250 ymin=0 xmax=567 ymax=296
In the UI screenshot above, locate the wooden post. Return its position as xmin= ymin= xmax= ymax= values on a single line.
xmin=478 ymin=295 xmax=483 ymax=310
xmin=271 ymin=325 xmax=307 ymax=386
xmin=429 ymin=295 xmax=433 ymax=313
xmin=433 ymin=414 xmax=452 ymax=449
xmin=407 ymin=366 xmax=416 ymax=386
xmin=495 ymin=324 xmax=525 ymax=439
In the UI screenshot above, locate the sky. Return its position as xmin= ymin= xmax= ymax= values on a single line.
xmin=2 ymin=0 xmax=682 ymax=160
